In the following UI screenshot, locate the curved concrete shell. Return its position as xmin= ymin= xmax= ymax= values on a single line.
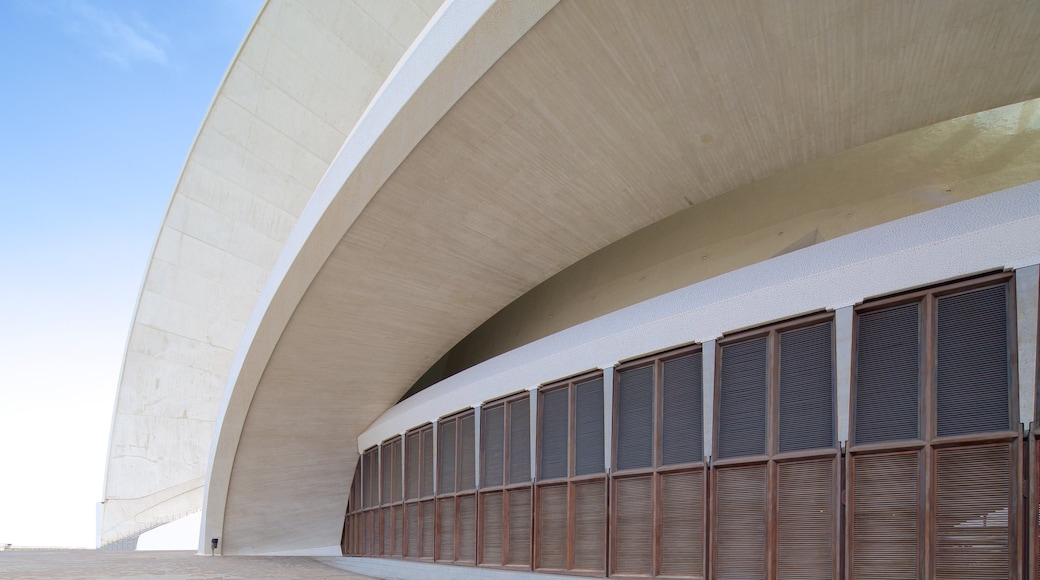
xmin=105 ymin=0 xmax=1040 ymax=563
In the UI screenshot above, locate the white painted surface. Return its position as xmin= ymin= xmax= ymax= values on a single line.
xmin=1017 ymin=264 xmax=1040 ymax=428
xmin=361 ymin=180 xmax=1040 ymax=449
xmin=701 ymin=340 xmax=717 ymax=461
xmin=834 ymin=306 xmax=854 ymax=444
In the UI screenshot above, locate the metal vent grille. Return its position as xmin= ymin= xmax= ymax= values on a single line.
xmin=852 ymin=452 xmax=918 ymax=578
xmin=718 ymin=337 xmax=768 ymax=459
xmin=509 ymin=398 xmax=531 ymax=484
xmin=573 ymin=480 xmax=605 ymax=572
xmin=935 ymin=444 xmax=1010 ymax=578
xmin=537 ymin=485 xmax=568 ymax=570
xmin=507 ymin=488 xmax=532 ymax=566
xmin=458 ymin=494 xmax=476 ymax=562
xmin=661 ymin=469 xmax=704 ymax=576
xmin=437 ymin=497 xmax=454 ymax=561
xmin=779 ymin=322 xmax=835 ymax=453
xmin=575 ymin=378 xmax=605 ymax=476
xmin=406 ymin=503 xmax=419 ymax=557
xmin=716 ymin=464 xmax=766 ymax=579
xmin=439 ymin=420 xmax=456 ymax=494
xmin=391 ymin=439 xmax=403 ymax=502
xmin=420 ymin=500 xmax=434 ymax=558
xmin=617 ymin=365 xmax=654 ymax=470
xmin=483 ymin=406 xmax=505 ymax=487
xmin=541 ymin=388 xmax=569 ymax=480
xmin=936 ymin=285 xmax=1011 ymax=437
xmin=460 ymin=414 xmax=476 ymax=491
xmin=405 ymin=432 xmax=420 ymax=500
xmin=855 ymin=304 xmax=920 ymax=444
xmin=392 ymin=506 xmax=403 ymax=556
xmin=421 ymin=430 xmax=434 ymax=497
xmin=662 ymin=353 xmax=703 ymax=465
xmin=481 ymin=491 xmax=503 ymax=565
xmin=778 ymin=459 xmax=833 ymax=579
xmin=614 ymin=476 xmax=653 ymax=575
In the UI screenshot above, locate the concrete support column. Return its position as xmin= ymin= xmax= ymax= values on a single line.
xmin=701 ymin=340 xmax=717 ymax=461
xmin=431 ymin=421 xmax=438 ymax=496
xmin=473 ymin=404 xmax=481 ymax=489
xmin=834 ymin=306 xmax=854 ymax=446
xmin=1017 ymin=264 xmax=1039 ymax=430
xmin=601 ymin=365 xmax=615 ymax=472
xmin=529 ymin=386 xmax=538 ymax=482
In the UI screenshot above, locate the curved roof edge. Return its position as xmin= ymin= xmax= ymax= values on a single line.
xmin=201 ymin=0 xmax=559 ymax=553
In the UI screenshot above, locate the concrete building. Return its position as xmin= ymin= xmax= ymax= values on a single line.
xmin=100 ymin=0 xmax=1040 ymax=577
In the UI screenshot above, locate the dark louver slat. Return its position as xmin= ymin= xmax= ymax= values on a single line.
xmin=575 ymin=378 xmax=605 ymax=476
xmin=662 ymin=353 xmax=703 ymax=465
xmin=718 ymin=338 xmax=768 ymax=459
xmin=537 ymin=485 xmax=568 ymax=570
xmin=391 ymin=439 xmax=403 ymax=503
xmin=507 ymin=488 xmax=532 ymax=566
xmin=661 ymin=470 xmax=704 ymax=577
xmin=460 ymin=414 xmax=476 ymax=491
xmin=541 ymin=388 xmax=569 ymax=480
xmin=437 ymin=497 xmax=454 ymax=561
xmin=481 ymin=491 xmax=503 ymax=565
xmin=365 ymin=511 xmax=375 ymax=555
xmin=509 ymin=399 xmax=531 ymax=484
xmin=421 ymin=430 xmax=434 ymax=497
xmin=393 ymin=505 xmax=403 ymax=556
xmin=614 ymin=476 xmax=653 ymax=575
xmin=779 ymin=323 xmax=835 ymax=453
xmin=406 ymin=432 xmax=420 ymax=500
xmin=855 ymin=304 xmax=920 ymax=444
xmin=573 ymin=480 xmax=605 ymax=572
xmin=778 ymin=459 xmax=833 ymax=579
xmin=617 ymin=365 xmax=654 ymax=470
xmin=935 ymin=445 xmax=1010 ymax=578
xmin=484 ymin=406 xmax=505 ymax=487
xmin=382 ymin=507 xmax=392 ymax=555
xmin=406 ymin=503 xmax=419 ymax=557
xmin=420 ymin=500 xmax=434 ymax=558
xmin=852 ymin=452 xmax=918 ymax=579
xmin=716 ymin=464 xmax=766 ymax=579
xmin=439 ymin=420 xmax=457 ymax=494
xmin=458 ymin=494 xmax=476 ymax=562
xmin=936 ymin=285 xmax=1010 ymax=437
xmin=381 ymin=443 xmax=392 ymax=505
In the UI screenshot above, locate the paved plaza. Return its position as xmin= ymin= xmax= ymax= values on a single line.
xmin=0 ymin=550 xmax=375 ymax=579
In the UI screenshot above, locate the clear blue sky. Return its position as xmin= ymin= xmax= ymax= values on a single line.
xmin=0 ymin=0 xmax=262 ymax=548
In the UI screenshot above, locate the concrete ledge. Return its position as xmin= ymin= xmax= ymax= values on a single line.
xmin=320 ymin=557 xmax=593 ymax=580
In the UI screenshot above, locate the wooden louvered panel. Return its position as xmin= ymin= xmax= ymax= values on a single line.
xmin=778 ymin=459 xmax=834 ymax=579
xmin=420 ymin=500 xmax=435 ymax=558
xmin=391 ymin=439 xmax=403 ymax=503
xmin=365 ymin=510 xmax=375 ymax=555
xmin=614 ymin=476 xmax=653 ymax=575
xmin=510 ymin=398 xmax=532 ymax=484
xmin=537 ymin=485 xmax=568 ymax=570
xmin=935 ymin=445 xmax=1010 ymax=578
xmin=575 ymin=378 xmax=605 ymax=476
xmin=438 ymin=497 xmax=455 ymax=561
xmin=718 ymin=338 xmax=768 ymax=459
xmin=421 ymin=430 xmax=434 ymax=497
xmin=936 ymin=285 xmax=1011 ymax=437
xmin=381 ymin=443 xmax=392 ymax=505
xmin=382 ymin=507 xmax=392 ymax=555
xmin=541 ymin=388 xmax=569 ymax=480
xmin=508 ymin=488 xmax=533 ymax=566
xmin=852 ymin=452 xmax=918 ymax=579
xmin=481 ymin=491 xmax=504 ymax=565
xmin=459 ymin=494 xmax=477 ymax=562
xmin=460 ymin=414 xmax=476 ymax=491
xmin=716 ymin=464 xmax=766 ymax=580
xmin=617 ymin=365 xmax=654 ymax=471
xmin=855 ymin=304 xmax=920 ymax=444
xmin=406 ymin=432 xmax=420 ymax=500
xmin=662 ymin=354 xmax=703 ymax=465
xmin=779 ymin=323 xmax=835 ymax=453
xmin=484 ymin=406 xmax=505 ymax=487
xmin=393 ymin=505 xmax=403 ymax=556
xmin=406 ymin=503 xmax=419 ymax=557
xmin=573 ymin=480 xmax=606 ymax=572
xmin=440 ymin=420 xmax=457 ymax=494
xmin=661 ymin=470 xmax=704 ymax=577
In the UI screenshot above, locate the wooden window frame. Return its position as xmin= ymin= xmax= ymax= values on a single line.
xmin=400 ymin=423 xmax=435 ymax=560
xmin=435 ymin=409 xmax=477 ymax=566
xmin=711 ymin=311 xmax=840 ymax=580
xmin=478 ymin=391 xmax=533 ymax=570
xmin=847 ymin=271 xmax=1022 ymax=580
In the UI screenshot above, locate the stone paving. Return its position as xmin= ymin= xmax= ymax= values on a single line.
xmin=0 ymin=550 xmax=377 ymax=579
